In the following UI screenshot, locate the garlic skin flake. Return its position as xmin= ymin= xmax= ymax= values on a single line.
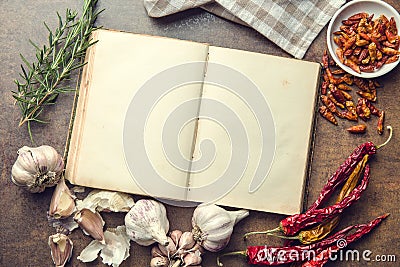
xmin=78 ymin=225 xmax=131 ymax=267
xmin=48 ymin=233 xmax=73 ymax=267
xmin=47 ymin=214 xmax=79 ymax=235
xmin=49 ymin=178 xmax=76 ymax=219
xmin=11 ymin=145 xmax=64 ymax=193
xmin=125 ymin=199 xmax=169 ymax=246
xmin=76 ymin=189 xmax=135 ymax=213
xmin=191 ymin=204 xmax=249 ymax=252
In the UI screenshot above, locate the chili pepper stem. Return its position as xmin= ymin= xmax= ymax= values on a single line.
xmin=243 ymin=226 xmax=281 ymax=240
xmin=217 ymin=251 xmax=247 ymax=266
xmin=376 ymin=126 xmax=393 ymax=149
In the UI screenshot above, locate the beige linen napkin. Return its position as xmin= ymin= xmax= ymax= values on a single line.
xmin=144 ymin=0 xmax=346 ymax=58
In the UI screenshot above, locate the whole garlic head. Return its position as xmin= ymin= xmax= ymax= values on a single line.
xmin=11 ymin=145 xmax=64 ymax=193
xmin=191 ymin=204 xmax=249 ymax=252
xmin=125 ymin=199 xmax=170 ymax=246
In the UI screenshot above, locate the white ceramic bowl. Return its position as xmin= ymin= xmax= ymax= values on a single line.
xmin=327 ymin=0 xmax=400 ymax=78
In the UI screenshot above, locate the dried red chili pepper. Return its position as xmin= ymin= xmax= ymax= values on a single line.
xmin=365 ymin=99 xmax=380 ymax=116
xmin=353 ymin=77 xmax=370 ymax=92
xmin=341 ymin=74 xmax=353 ymax=85
xmin=381 ymin=46 xmax=400 ymax=56
xmin=377 ymin=110 xmax=385 ymax=135
xmin=367 ymin=80 xmax=376 ymax=90
xmin=344 ymin=48 xmax=354 ymax=57
xmin=319 ymin=106 xmax=338 ymax=125
xmin=337 ymin=83 xmax=352 ymax=91
xmin=329 ymin=84 xmax=346 ymax=104
xmin=341 ymin=90 xmax=352 ymax=100
xmin=357 ymin=90 xmax=377 ymax=102
xmin=353 ymin=47 xmax=362 ymax=56
xmin=331 ymin=69 xmax=346 ymax=75
xmin=383 ymin=40 xmax=397 ymax=48
xmin=320 ymin=95 xmax=343 ymax=119
xmin=359 ymin=65 xmax=375 ymax=72
xmin=327 ymin=91 xmax=344 ymax=109
xmin=322 ymin=49 xmax=329 ymax=69
xmin=320 ymin=81 xmax=328 ymax=95
xmin=356 ymin=98 xmax=371 ymax=121
xmin=348 ymin=12 xmax=369 ymax=21
xmin=344 ymin=101 xmax=358 ymax=121
xmin=326 ymin=67 xmax=342 ymax=85
xmin=386 ymin=55 xmax=399 ymax=64
xmin=358 ymin=48 xmax=369 ymax=61
xmin=347 ymin=124 xmax=367 ymax=134
xmin=344 ymin=58 xmax=361 ymax=73
xmin=218 ymin=214 xmax=389 ymax=266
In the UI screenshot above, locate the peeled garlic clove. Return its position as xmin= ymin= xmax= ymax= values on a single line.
xmin=48 ymin=233 xmax=73 ymax=267
xmin=49 ymin=179 xmax=76 ymax=219
xmin=150 ymin=256 xmax=169 ymax=267
xmin=124 ymin=199 xmax=169 ymax=246
xmin=11 ymin=145 xmax=64 ymax=193
xmin=74 ymin=208 xmax=105 ymax=244
xmin=158 ymin=236 xmax=177 ymax=257
xmin=191 ymin=204 xmax=249 ymax=252
xmin=183 ymin=250 xmax=202 ymax=267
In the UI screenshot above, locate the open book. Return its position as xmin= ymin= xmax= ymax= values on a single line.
xmin=65 ymin=29 xmax=320 ymax=215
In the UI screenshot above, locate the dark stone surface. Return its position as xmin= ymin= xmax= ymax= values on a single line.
xmin=1 ymin=1 xmax=399 ymax=266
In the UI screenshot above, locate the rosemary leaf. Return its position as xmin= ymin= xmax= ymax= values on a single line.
xmin=12 ymin=0 xmax=103 ymax=141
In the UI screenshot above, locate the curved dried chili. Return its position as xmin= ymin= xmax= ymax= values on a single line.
xmin=295 ymin=154 xmax=369 ymax=245
xmin=280 ymin=164 xmax=370 ymax=236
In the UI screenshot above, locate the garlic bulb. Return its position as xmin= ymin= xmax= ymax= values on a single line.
xmin=124 ymin=199 xmax=170 ymax=246
xmin=11 ymin=145 xmax=64 ymax=193
xmin=191 ymin=204 xmax=249 ymax=252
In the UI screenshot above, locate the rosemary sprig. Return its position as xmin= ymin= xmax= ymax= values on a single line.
xmin=12 ymin=0 xmax=103 ymax=141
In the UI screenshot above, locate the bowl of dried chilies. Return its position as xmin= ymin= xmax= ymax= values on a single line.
xmin=327 ymin=0 xmax=400 ymax=78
